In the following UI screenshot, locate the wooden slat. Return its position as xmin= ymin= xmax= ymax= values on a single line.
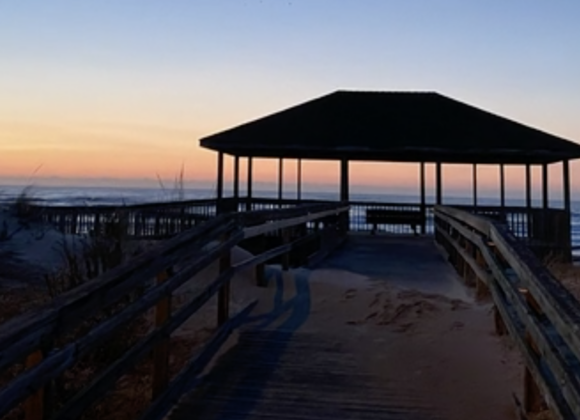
xmin=434 ymin=226 xmax=490 ymax=286
xmin=243 ymin=206 xmax=349 ymax=239
xmin=435 ymin=205 xmax=491 ymax=236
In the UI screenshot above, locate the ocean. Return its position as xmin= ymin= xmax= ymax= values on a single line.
xmin=1 ymin=184 xmax=579 ymax=253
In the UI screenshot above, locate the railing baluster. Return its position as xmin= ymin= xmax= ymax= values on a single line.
xmin=24 ymin=350 xmax=45 ymax=420
xmin=152 ymin=269 xmax=173 ymax=399
xmin=217 ymin=234 xmax=232 ymax=326
xmin=282 ymin=228 xmax=292 ymax=270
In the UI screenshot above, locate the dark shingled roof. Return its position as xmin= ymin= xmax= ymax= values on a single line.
xmin=200 ymin=91 xmax=580 ymax=164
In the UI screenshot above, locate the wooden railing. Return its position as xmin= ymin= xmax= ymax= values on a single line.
xmin=34 ymin=198 xmax=218 ymax=238
xmin=434 ymin=205 xmax=580 ymax=419
xmin=30 ymin=197 xmax=571 ymax=262
xmin=0 ymin=202 xmax=349 ymax=420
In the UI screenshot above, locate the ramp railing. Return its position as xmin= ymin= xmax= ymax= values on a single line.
xmin=434 ymin=205 xmax=580 ymax=419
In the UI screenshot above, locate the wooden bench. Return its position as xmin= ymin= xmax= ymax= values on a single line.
xmin=366 ymin=209 xmax=424 ymax=235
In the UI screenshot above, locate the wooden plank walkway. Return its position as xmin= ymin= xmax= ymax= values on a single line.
xmin=170 ymin=331 xmax=442 ymax=419
xmin=169 ymin=235 xmax=516 ymax=420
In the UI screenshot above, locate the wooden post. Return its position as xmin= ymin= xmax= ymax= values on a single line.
xmin=246 ymin=157 xmax=253 ymax=211
xmin=282 ymin=228 xmax=291 ymax=271
xmin=541 ymin=163 xmax=549 ymax=244
xmin=297 ymin=158 xmax=302 ymax=202
xmin=523 ymin=333 xmax=546 ymax=413
xmin=525 ymin=163 xmax=532 ymax=210
xmin=500 ymin=164 xmax=506 ymax=210
xmin=24 ymin=350 xmax=46 ymax=420
xmin=563 ymin=159 xmax=571 ymax=215
xmin=340 ymin=158 xmax=349 ymax=202
xmin=436 ymin=162 xmax=442 ymax=205
xmin=256 ymin=234 xmax=267 ymax=287
xmin=493 ymin=306 xmax=506 ymax=336
xmin=472 ymin=163 xmax=478 ymax=208
xmin=542 ymin=163 xmax=548 ymax=210
xmin=233 ymin=155 xmax=239 ymax=201
xmin=278 ymin=157 xmax=284 ymax=206
xmin=218 ymin=234 xmax=231 ymax=326
xmin=420 ymin=162 xmax=426 ymax=235
xmin=563 ymin=159 xmax=572 ymax=261
xmin=216 ymin=152 xmax=224 ymax=213
xmin=152 ymin=269 xmax=172 ymax=399
xmin=256 ymin=263 xmax=266 ymax=287
xmin=525 ymin=163 xmax=532 ymax=238
xmin=474 ymin=249 xmax=489 ymax=298
xmin=340 ymin=158 xmax=349 ymax=232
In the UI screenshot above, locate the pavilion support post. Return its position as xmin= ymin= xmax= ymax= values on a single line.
xmin=246 ymin=157 xmax=253 ymax=211
xmin=525 ymin=164 xmax=532 ymax=210
xmin=436 ymin=162 xmax=442 ymax=205
xmin=542 ymin=163 xmax=548 ymax=210
xmin=525 ymin=163 xmax=532 ymax=240
xmin=278 ymin=158 xmax=283 ymax=207
xmin=297 ymin=158 xmax=302 ymax=202
xmin=564 ymin=160 xmax=571 ymax=214
xmin=233 ymin=155 xmax=240 ymax=210
xmin=541 ymin=163 xmax=549 ymax=244
xmin=563 ymin=159 xmax=572 ymax=261
xmin=500 ymin=164 xmax=506 ymax=209
xmin=340 ymin=158 xmax=349 ymax=232
xmin=216 ymin=152 xmax=224 ymax=214
xmin=420 ymin=162 xmax=426 ymax=234
xmin=473 ymin=163 xmax=478 ymax=208
xmin=526 ymin=163 xmax=532 ymax=238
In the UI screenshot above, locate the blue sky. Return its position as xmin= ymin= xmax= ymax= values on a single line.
xmin=1 ymin=1 xmax=579 ymax=197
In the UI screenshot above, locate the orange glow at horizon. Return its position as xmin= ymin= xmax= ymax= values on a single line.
xmin=0 ymin=119 xmax=577 ymax=196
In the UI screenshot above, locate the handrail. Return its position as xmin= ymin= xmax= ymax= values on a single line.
xmin=434 ymin=205 xmax=580 ymax=419
xmin=0 ymin=202 xmax=349 ymax=420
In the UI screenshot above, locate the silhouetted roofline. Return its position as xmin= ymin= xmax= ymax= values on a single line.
xmin=200 ymin=91 xmax=580 ymax=164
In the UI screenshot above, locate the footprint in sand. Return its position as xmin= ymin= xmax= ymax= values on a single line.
xmin=450 ymin=321 xmax=465 ymax=330
xmin=343 ymin=288 xmax=357 ymax=300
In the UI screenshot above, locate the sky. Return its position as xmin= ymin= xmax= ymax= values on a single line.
xmin=1 ymin=1 xmax=580 ymax=198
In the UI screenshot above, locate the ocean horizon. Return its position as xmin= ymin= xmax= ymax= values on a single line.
xmin=0 ymin=184 xmax=576 ymax=210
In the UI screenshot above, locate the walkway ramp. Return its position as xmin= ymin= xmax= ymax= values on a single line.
xmin=169 ymin=235 xmax=520 ymax=420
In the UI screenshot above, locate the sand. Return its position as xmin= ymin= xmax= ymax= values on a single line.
xmin=0 ymin=207 xmax=87 ymax=287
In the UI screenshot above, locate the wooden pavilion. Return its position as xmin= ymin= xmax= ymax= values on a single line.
xmin=200 ymin=90 xmax=580 ymax=260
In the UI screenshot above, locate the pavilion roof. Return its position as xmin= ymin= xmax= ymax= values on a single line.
xmin=200 ymin=91 xmax=580 ymax=164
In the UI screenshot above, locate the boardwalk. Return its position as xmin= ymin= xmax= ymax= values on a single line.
xmin=170 ymin=235 xmax=520 ymax=420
